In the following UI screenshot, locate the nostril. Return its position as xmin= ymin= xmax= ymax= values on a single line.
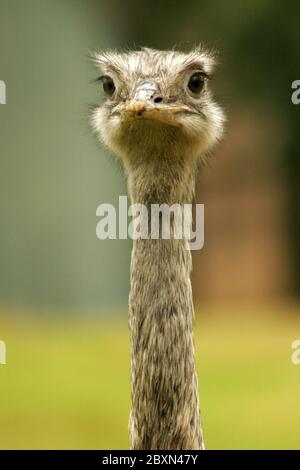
xmin=153 ymin=96 xmax=163 ymax=103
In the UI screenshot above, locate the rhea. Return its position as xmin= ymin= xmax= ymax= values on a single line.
xmin=92 ymin=47 xmax=225 ymax=450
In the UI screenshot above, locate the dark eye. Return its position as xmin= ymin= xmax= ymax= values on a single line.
xmin=187 ymin=72 xmax=206 ymax=95
xmin=102 ymin=75 xmax=115 ymax=97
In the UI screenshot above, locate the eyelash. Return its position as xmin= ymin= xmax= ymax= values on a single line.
xmin=95 ymin=75 xmax=106 ymax=82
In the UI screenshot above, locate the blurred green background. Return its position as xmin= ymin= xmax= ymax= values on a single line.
xmin=0 ymin=0 xmax=299 ymax=449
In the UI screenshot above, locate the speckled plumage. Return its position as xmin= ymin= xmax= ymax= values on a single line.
xmin=92 ymin=47 xmax=225 ymax=450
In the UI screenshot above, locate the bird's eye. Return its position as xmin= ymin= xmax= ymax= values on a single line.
xmin=101 ymin=75 xmax=115 ymax=97
xmin=187 ymin=72 xmax=206 ymax=95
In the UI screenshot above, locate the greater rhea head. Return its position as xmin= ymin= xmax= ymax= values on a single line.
xmin=92 ymin=47 xmax=225 ymax=167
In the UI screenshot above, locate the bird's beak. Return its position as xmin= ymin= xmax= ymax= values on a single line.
xmin=111 ymin=79 xmax=196 ymax=126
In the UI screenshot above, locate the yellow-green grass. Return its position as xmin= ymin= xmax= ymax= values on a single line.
xmin=0 ymin=304 xmax=299 ymax=449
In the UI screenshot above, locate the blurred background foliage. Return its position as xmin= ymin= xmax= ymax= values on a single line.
xmin=0 ymin=0 xmax=299 ymax=449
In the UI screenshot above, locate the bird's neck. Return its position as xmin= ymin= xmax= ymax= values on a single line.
xmin=127 ymin=157 xmax=204 ymax=450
